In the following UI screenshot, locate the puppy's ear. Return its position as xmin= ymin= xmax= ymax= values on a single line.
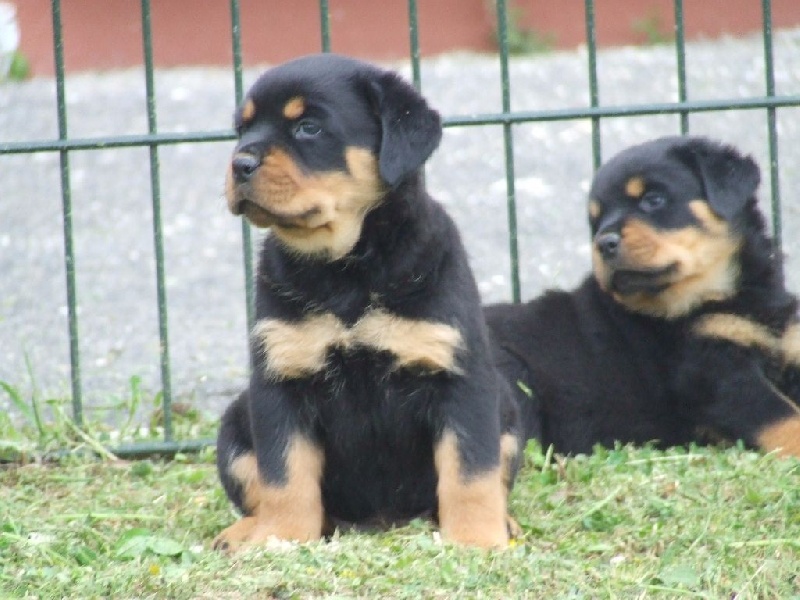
xmin=365 ymin=70 xmax=442 ymax=187
xmin=679 ymin=138 xmax=761 ymax=220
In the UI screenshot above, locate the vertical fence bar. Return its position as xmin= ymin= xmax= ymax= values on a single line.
xmin=408 ymin=0 xmax=421 ymax=89
xmin=761 ymin=0 xmax=781 ymax=250
xmin=141 ymin=0 xmax=173 ymax=441
xmin=673 ymin=0 xmax=689 ymax=133
xmin=495 ymin=0 xmax=520 ymax=303
xmin=319 ymin=0 xmax=331 ymax=52
xmin=230 ymin=0 xmax=244 ymax=103
xmin=51 ymin=0 xmax=83 ymax=426
xmin=584 ymin=0 xmax=601 ymax=170
xmin=230 ymin=0 xmax=255 ymax=334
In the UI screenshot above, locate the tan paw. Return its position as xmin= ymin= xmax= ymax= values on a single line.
xmin=212 ymin=514 xmax=323 ymax=552
xmin=212 ymin=516 xmax=260 ymax=552
xmin=441 ymin=520 xmax=509 ymax=549
xmin=506 ymin=514 xmax=523 ymax=539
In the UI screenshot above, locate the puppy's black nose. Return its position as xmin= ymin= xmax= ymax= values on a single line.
xmin=595 ymin=232 xmax=621 ymax=259
xmin=231 ymin=154 xmax=260 ymax=183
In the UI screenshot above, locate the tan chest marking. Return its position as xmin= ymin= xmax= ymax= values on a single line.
xmin=693 ymin=314 xmax=800 ymax=370
xmin=253 ymin=313 xmax=348 ymax=380
xmin=780 ymin=323 xmax=800 ymax=366
xmin=254 ymin=310 xmax=464 ymax=380
xmin=693 ymin=313 xmax=777 ymax=352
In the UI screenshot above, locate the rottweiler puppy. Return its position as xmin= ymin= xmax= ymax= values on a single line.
xmin=487 ymin=136 xmax=800 ymax=457
xmin=214 ymin=54 xmax=520 ymax=550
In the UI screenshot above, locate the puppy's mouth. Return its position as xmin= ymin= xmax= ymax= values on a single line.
xmin=235 ymin=199 xmax=324 ymax=230
xmin=609 ymin=264 xmax=678 ymax=296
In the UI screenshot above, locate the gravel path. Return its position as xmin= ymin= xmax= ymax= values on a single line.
xmin=2 ymin=30 xmax=800 ymax=419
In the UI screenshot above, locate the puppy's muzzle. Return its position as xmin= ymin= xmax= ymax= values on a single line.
xmin=595 ymin=231 xmax=621 ymax=261
xmin=231 ymin=154 xmax=260 ymax=184
xmin=594 ymin=229 xmax=676 ymax=296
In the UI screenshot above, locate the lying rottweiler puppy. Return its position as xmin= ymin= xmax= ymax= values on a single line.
xmin=487 ymin=136 xmax=800 ymax=457
xmin=214 ymin=54 xmax=520 ymax=550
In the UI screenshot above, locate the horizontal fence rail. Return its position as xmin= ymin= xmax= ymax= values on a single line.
xmin=1 ymin=0 xmax=797 ymax=457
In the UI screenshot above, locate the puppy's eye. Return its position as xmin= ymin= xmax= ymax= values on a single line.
xmin=293 ymin=119 xmax=322 ymax=140
xmin=639 ymin=192 xmax=667 ymax=213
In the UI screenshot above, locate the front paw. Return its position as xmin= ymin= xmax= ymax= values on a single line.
xmin=212 ymin=515 xmax=322 ymax=552
xmin=506 ymin=514 xmax=523 ymax=539
xmin=212 ymin=516 xmax=260 ymax=552
xmin=440 ymin=518 xmax=509 ymax=549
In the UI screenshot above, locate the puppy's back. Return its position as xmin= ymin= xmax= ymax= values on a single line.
xmin=486 ymin=278 xmax=695 ymax=452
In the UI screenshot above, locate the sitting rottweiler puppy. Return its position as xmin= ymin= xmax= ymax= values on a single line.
xmin=487 ymin=136 xmax=800 ymax=457
xmin=214 ymin=54 xmax=520 ymax=550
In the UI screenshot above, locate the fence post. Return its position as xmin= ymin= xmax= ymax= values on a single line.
xmin=51 ymin=0 xmax=84 ymax=427
xmin=761 ymin=0 xmax=782 ymax=251
xmin=495 ymin=0 xmax=521 ymax=303
xmin=140 ymin=0 xmax=174 ymax=441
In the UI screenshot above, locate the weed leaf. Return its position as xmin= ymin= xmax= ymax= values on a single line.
xmin=658 ymin=563 xmax=700 ymax=587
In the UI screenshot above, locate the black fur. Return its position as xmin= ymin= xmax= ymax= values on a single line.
xmin=216 ymin=54 xmax=519 ymax=544
xmin=487 ymin=136 xmax=800 ymax=456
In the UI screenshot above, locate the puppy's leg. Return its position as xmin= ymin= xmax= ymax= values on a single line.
xmin=715 ymin=373 xmax=800 ymax=457
xmin=434 ymin=376 xmax=511 ymax=549
xmin=434 ymin=430 xmax=508 ymax=548
xmin=214 ymin=383 xmax=324 ymax=550
xmin=677 ymin=340 xmax=800 ymax=457
xmin=216 ymin=391 xmax=252 ymax=513
xmin=500 ymin=431 xmax=523 ymax=539
xmin=756 ymin=410 xmax=800 ymax=457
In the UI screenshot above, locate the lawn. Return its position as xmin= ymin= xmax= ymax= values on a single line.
xmin=2 ymin=439 xmax=799 ymax=599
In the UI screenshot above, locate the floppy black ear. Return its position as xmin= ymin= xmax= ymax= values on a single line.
xmin=366 ymin=70 xmax=442 ymax=187
xmin=680 ymin=138 xmax=761 ymax=220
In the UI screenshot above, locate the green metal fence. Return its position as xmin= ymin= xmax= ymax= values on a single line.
xmin=1 ymin=0 xmax=798 ymax=456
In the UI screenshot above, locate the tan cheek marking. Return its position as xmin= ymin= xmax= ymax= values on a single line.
xmin=757 ymin=416 xmax=800 ymax=457
xmin=224 ymin=162 xmax=237 ymax=212
xmin=588 ymin=200 xmax=601 ymax=220
xmin=213 ymin=437 xmax=325 ymax=547
xmin=257 ymin=148 xmax=304 ymax=209
xmin=614 ymin=218 xmax=739 ymax=319
xmin=282 ymin=96 xmax=305 ymax=120
xmin=620 ymin=220 xmax=662 ymax=265
xmin=693 ymin=313 xmax=778 ymax=352
xmin=434 ymin=431 xmax=508 ymax=549
xmin=353 ymin=310 xmax=464 ymax=374
xmin=269 ymin=147 xmax=385 ymax=259
xmin=242 ymin=98 xmax=256 ymax=123
xmin=688 ymin=200 xmax=728 ymax=235
xmin=254 ymin=314 xmax=349 ymax=380
xmin=625 ymin=176 xmax=645 ymax=198
xmin=591 ymin=245 xmax=611 ymax=292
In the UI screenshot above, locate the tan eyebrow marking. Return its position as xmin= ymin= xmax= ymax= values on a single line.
xmin=588 ymin=200 xmax=600 ymax=219
xmin=625 ymin=176 xmax=645 ymax=198
xmin=241 ymin=98 xmax=256 ymax=123
xmin=282 ymin=96 xmax=305 ymax=120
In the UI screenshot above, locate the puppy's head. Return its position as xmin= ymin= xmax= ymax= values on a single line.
xmin=226 ymin=53 xmax=442 ymax=260
xmin=588 ymin=136 xmax=760 ymax=318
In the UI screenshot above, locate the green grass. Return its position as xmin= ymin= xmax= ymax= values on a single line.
xmin=0 ymin=373 xmax=217 ymax=462
xmin=2 ymin=442 xmax=799 ymax=599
